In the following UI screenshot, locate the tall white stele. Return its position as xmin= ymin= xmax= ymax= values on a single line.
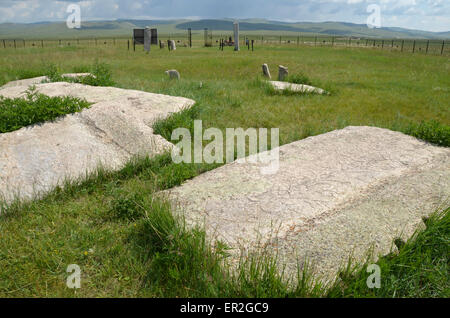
xmin=234 ymin=21 xmax=240 ymax=51
xmin=144 ymin=27 xmax=151 ymax=52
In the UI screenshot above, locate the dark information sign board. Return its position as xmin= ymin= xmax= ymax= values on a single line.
xmin=151 ymin=29 xmax=158 ymax=45
xmin=133 ymin=29 xmax=144 ymax=44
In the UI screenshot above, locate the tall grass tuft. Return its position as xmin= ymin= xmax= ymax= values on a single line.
xmin=285 ymin=72 xmax=312 ymax=85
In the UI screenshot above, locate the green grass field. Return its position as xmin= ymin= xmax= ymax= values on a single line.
xmin=0 ymin=43 xmax=448 ymax=297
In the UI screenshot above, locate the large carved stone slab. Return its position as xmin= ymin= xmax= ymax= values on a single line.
xmin=270 ymin=80 xmax=327 ymax=94
xmin=165 ymin=126 xmax=450 ymax=281
xmin=0 ymin=81 xmax=195 ymax=202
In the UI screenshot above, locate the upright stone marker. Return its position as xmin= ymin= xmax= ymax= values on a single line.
xmin=165 ymin=70 xmax=180 ymax=80
xmin=168 ymin=40 xmax=177 ymax=51
xmin=144 ymin=28 xmax=151 ymax=52
xmin=278 ymin=65 xmax=289 ymax=81
xmin=233 ymin=21 xmax=240 ymax=51
xmin=262 ymin=64 xmax=271 ymax=79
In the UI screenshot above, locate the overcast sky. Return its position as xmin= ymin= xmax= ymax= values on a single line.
xmin=0 ymin=0 xmax=448 ymax=32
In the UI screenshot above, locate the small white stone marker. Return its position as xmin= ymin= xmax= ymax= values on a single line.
xmin=262 ymin=64 xmax=271 ymax=79
xmin=278 ymin=65 xmax=289 ymax=81
xmin=165 ymin=70 xmax=180 ymax=80
xmin=168 ymin=40 xmax=176 ymax=51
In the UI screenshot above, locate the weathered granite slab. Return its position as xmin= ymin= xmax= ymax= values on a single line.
xmin=0 ymin=81 xmax=195 ymax=202
xmin=165 ymin=126 xmax=449 ymax=281
xmin=270 ymin=80 xmax=327 ymax=94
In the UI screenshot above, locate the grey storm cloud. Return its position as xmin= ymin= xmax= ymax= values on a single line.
xmin=0 ymin=0 xmax=449 ymax=32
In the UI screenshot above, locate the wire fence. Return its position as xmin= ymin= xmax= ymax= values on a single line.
xmin=1 ymin=34 xmax=449 ymax=56
xmin=239 ymin=35 xmax=449 ymax=55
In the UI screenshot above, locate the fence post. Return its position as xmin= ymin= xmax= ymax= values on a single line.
xmin=2 ymin=39 xmax=5 ymax=49
xmin=188 ymin=28 xmax=192 ymax=47
xmin=14 ymin=39 xmax=16 ymax=49
xmin=381 ymin=40 xmax=384 ymax=49
xmin=127 ymin=39 xmax=130 ymax=51
xmin=426 ymin=40 xmax=429 ymax=54
xmin=412 ymin=40 xmax=416 ymax=53
xmin=401 ymin=40 xmax=404 ymax=52
xmin=441 ymin=40 xmax=445 ymax=55
xmin=314 ymin=36 xmax=317 ymax=46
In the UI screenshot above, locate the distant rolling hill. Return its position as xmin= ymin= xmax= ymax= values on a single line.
xmin=176 ymin=20 xmax=450 ymax=39
xmin=176 ymin=20 xmax=305 ymax=32
xmin=0 ymin=18 xmax=448 ymax=39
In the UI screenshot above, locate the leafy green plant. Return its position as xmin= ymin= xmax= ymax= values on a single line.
xmin=79 ymin=61 xmax=115 ymax=86
xmin=285 ymin=72 xmax=312 ymax=85
xmin=110 ymin=192 xmax=146 ymax=221
xmin=404 ymin=120 xmax=450 ymax=147
xmin=0 ymin=87 xmax=91 ymax=133
xmin=44 ymin=63 xmax=64 ymax=82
